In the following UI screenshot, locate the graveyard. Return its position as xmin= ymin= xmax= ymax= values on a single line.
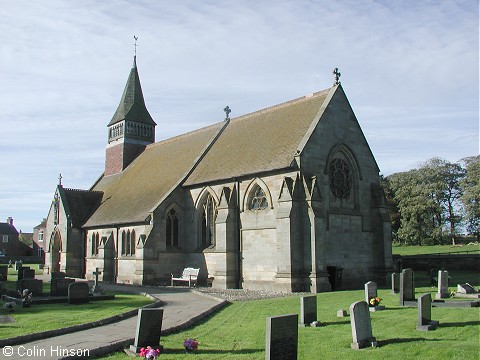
xmin=99 ymin=269 xmax=477 ymax=359
xmin=1 ymin=264 xmax=479 ymax=359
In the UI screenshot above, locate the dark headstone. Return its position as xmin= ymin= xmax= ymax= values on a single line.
xmin=265 ymin=314 xmax=298 ymax=360
xmin=129 ymin=308 xmax=164 ymax=354
xmin=92 ymin=267 xmax=102 ymax=294
xmin=68 ymin=282 xmax=90 ymax=304
xmin=17 ymin=266 xmax=30 ymax=281
xmin=300 ymin=296 xmax=317 ymax=327
xmin=0 ymin=266 xmax=8 ymax=282
xmin=457 ymin=283 xmax=476 ymax=294
xmin=416 ymin=293 xmax=439 ymax=330
xmin=365 ymin=281 xmax=384 ymax=312
xmin=399 ymin=268 xmax=415 ymax=306
xmin=18 ymin=279 xmax=43 ymax=296
xmin=51 ymin=277 xmax=74 ymax=296
xmin=350 ymin=301 xmax=377 ymax=349
xmin=390 ymin=272 xmax=400 ymax=294
xmin=23 ymin=268 xmax=36 ymax=279
xmin=50 ymin=271 xmax=66 ymax=282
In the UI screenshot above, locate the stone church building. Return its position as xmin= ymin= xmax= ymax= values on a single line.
xmin=44 ymin=58 xmax=392 ymax=292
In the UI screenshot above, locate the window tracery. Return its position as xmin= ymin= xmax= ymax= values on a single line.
xmin=329 ymin=158 xmax=352 ymax=199
xmin=249 ymin=186 xmax=268 ymax=210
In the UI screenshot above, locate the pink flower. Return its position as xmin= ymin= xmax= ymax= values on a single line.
xmin=138 ymin=346 xmax=160 ymax=359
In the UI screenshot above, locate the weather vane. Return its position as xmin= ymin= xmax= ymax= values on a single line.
xmin=134 ymin=35 xmax=139 ymax=56
xmin=224 ymin=106 xmax=231 ymax=121
xmin=333 ymin=68 xmax=341 ymax=86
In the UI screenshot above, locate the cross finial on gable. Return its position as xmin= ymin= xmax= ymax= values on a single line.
xmin=333 ymin=68 xmax=341 ymax=86
xmin=58 ymin=173 xmax=62 ymax=186
xmin=224 ymin=106 xmax=231 ymax=121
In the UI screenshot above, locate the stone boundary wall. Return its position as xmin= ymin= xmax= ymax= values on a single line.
xmin=0 ymin=256 xmax=44 ymax=264
xmin=393 ymin=254 xmax=480 ymax=272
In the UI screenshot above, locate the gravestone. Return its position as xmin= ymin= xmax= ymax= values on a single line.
xmin=0 ymin=315 xmax=15 ymax=324
xmin=435 ymin=270 xmax=449 ymax=299
xmin=68 ymin=282 xmax=90 ymax=304
xmin=350 ymin=301 xmax=377 ymax=349
xmin=457 ymin=283 xmax=476 ymax=294
xmin=17 ymin=266 xmax=29 ymax=281
xmin=129 ymin=308 xmax=164 ymax=354
xmin=365 ymin=281 xmax=384 ymax=312
xmin=50 ymin=272 xmax=72 ymax=296
xmin=265 ymin=314 xmax=298 ymax=360
xmin=399 ymin=268 xmax=415 ymax=306
xmin=51 ymin=271 xmax=66 ymax=281
xmin=300 ymin=296 xmax=318 ymax=327
xmin=14 ymin=261 xmax=23 ymax=272
xmin=416 ymin=293 xmax=439 ymax=331
xmin=18 ymin=279 xmax=43 ymax=296
xmin=92 ymin=267 xmax=102 ymax=294
xmin=0 ymin=266 xmax=8 ymax=282
xmin=390 ymin=272 xmax=399 ymax=294
xmin=337 ymin=309 xmax=348 ymax=317
xmin=23 ymin=268 xmax=36 ymax=279
xmin=429 ymin=268 xmax=438 ymax=287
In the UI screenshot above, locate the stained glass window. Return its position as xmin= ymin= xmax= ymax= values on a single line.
xmin=249 ymin=186 xmax=268 ymax=210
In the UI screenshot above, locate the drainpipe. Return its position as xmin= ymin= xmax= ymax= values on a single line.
xmin=235 ymin=178 xmax=242 ymax=289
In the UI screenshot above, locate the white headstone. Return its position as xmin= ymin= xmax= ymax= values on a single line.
xmin=435 ymin=270 xmax=449 ymax=299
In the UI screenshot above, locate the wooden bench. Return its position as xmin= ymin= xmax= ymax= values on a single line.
xmin=171 ymin=268 xmax=200 ymax=287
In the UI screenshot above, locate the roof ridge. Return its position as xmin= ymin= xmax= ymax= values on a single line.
xmin=231 ymin=87 xmax=332 ymax=122
xmin=146 ymin=121 xmax=224 ymax=149
xmin=63 ymin=188 xmax=103 ymax=194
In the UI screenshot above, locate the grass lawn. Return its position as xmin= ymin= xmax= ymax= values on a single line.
xmin=0 ymin=294 xmax=153 ymax=339
xmin=99 ymin=275 xmax=480 ymax=360
xmin=392 ymin=243 xmax=480 ymax=256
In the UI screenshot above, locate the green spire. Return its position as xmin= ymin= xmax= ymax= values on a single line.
xmin=108 ymin=57 xmax=156 ymax=126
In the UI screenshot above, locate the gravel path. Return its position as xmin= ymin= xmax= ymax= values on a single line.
xmin=195 ymin=287 xmax=309 ymax=301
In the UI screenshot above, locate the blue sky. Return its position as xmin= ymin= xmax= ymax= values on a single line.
xmin=0 ymin=0 xmax=478 ymax=232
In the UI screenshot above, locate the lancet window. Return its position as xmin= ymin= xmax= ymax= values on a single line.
xmin=201 ymin=194 xmax=216 ymax=247
xmin=121 ymin=230 xmax=136 ymax=256
xmin=166 ymin=209 xmax=179 ymax=247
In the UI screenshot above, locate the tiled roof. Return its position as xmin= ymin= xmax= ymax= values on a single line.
xmin=0 ymin=223 xmax=18 ymax=235
xmin=183 ymin=88 xmax=332 ymax=186
xmin=108 ymin=57 xmax=156 ymax=127
xmin=60 ymin=188 xmax=103 ymax=227
xmin=83 ymin=122 xmax=226 ymax=227
xmin=83 ymin=86 xmax=336 ymax=227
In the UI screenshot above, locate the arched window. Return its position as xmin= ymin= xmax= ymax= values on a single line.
xmin=201 ymin=194 xmax=216 ymax=247
xmin=126 ymin=230 xmax=131 ymax=255
xmin=249 ymin=185 xmax=269 ymax=210
xmin=121 ymin=230 xmax=135 ymax=256
xmin=91 ymin=232 xmax=99 ymax=256
xmin=130 ymin=230 xmax=136 ymax=256
xmin=166 ymin=209 xmax=179 ymax=247
xmin=121 ymin=231 xmax=126 ymax=256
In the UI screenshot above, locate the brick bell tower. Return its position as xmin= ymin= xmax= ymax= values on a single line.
xmin=105 ymin=56 xmax=156 ymax=176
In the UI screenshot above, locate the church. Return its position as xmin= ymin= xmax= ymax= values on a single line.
xmin=44 ymin=58 xmax=392 ymax=292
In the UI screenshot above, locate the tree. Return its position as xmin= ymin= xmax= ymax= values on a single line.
xmin=388 ymin=169 xmax=439 ymax=245
xmin=421 ymin=158 xmax=465 ymax=245
xmin=380 ymin=175 xmax=400 ymax=241
xmin=460 ymin=155 xmax=480 ymax=240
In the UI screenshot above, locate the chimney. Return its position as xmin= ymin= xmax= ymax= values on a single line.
xmin=7 ymin=217 xmax=13 ymax=225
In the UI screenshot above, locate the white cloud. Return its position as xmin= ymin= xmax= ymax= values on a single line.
xmin=0 ymin=0 xmax=478 ymax=231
